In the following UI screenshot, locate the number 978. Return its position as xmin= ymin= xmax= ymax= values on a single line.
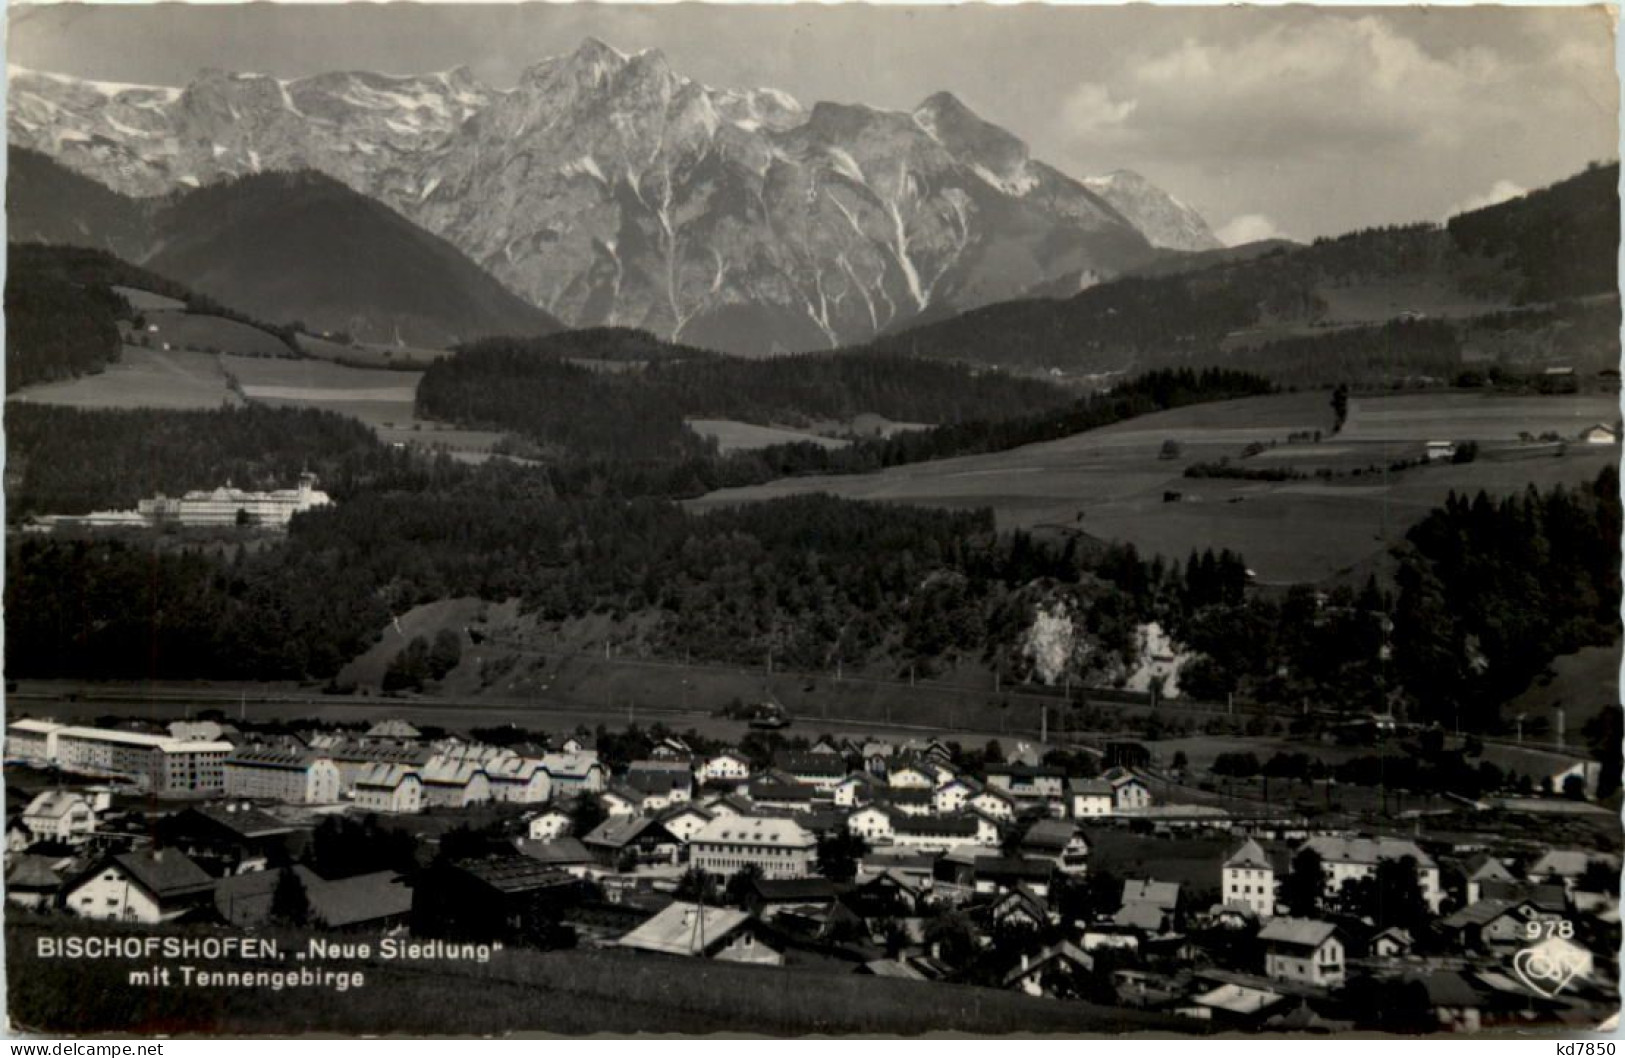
xmin=1526 ymin=919 xmax=1576 ymax=940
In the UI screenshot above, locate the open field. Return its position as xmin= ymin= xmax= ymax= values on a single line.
xmin=1507 ymin=642 xmax=1622 ymax=734
xmin=7 ymin=345 xmax=241 ymax=410
xmin=111 ymin=285 xmax=186 ymax=312
xmin=6 ymin=917 xmax=1197 ymax=1036
xmin=688 ymin=418 xmax=852 ymax=453
xmin=141 ymin=311 xmax=294 ymax=357
xmin=689 ymin=391 xmax=1620 ymax=584
xmin=221 ymin=354 xmax=507 ymax=460
xmin=295 ymin=332 xmax=446 ymax=369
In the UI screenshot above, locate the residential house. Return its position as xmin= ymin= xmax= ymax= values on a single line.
xmin=689 ymin=815 xmax=817 ymax=880
xmin=6 ymin=854 xmax=67 ymax=909
xmin=21 ymin=790 xmax=97 ymax=845
xmin=747 ymin=777 xmax=818 ymax=814
xmin=64 ymin=849 xmax=215 ymax=923
xmin=1462 ymin=854 xmax=1517 ymax=906
xmin=1103 ymin=767 xmax=1153 ymax=812
xmin=1303 ymin=835 xmax=1443 ymax=913
xmin=933 ymin=775 xmax=982 ymax=815
xmin=1258 ymin=918 xmax=1346 ymax=988
xmin=419 ymin=758 xmax=493 ymax=808
xmin=743 ymin=876 xmax=839 ymax=918
xmin=1370 ymin=926 xmax=1414 ymax=958
xmin=624 ymin=762 xmax=693 ymax=811
xmin=833 ymin=772 xmax=879 ymax=809
xmin=1069 ymin=778 xmax=1115 ymax=818
xmin=934 ymin=852 xmax=1054 ymax=903
xmin=412 ymin=855 xmax=585 ymax=942
xmin=1582 ymin=423 xmax=1619 ymax=445
xmin=581 ymin=816 xmax=682 ymax=869
xmin=988 ymin=885 xmax=1052 ymax=931
xmin=1019 ymin=819 xmax=1089 ymax=875
xmin=527 ymin=808 xmax=574 ymax=842
xmin=600 ymin=785 xmax=645 ymax=818
xmin=484 ymin=757 xmax=551 ymax=804
xmin=984 ymin=763 xmax=1066 ymax=803
xmin=1002 ymin=941 xmax=1094 ymax=998
xmin=969 ymin=786 xmax=1018 ymax=821
xmin=1222 ymin=838 xmax=1277 ymax=919
xmin=352 ymin=763 xmax=423 ymax=814
xmin=883 ymin=787 xmax=936 ymax=817
xmin=1115 ymin=880 xmax=1182 ymax=933
xmin=541 ymin=753 xmax=607 ymax=796
xmin=224 ymin=747 xmax=341 ymax=804
xmin=513 ymin=837 xmax=597 ymax=877
xmin=365 ymin=720 xmax=422 ymax=741
xmin=156 ymin=805 xmax=299 ymax=876
xmin=1418 ymin=972 xmax=1487 ymax=1033
xmin=774 ymin=752 xmax=848 ymax=793
xmin=696 ymin=752 xmax=752 ymax=786
xmin=886 ymin=761 xmax=936 ymax=790
xmin=649 ymin=737 xmax=692 ymax=762
xmin=1437 ymin=898 xmax=1562 ymax=950
xmin=557 ymin=734 xmax=595 ymax=755
xmin=617 ymin=901 xmax=784 ymax=965
xmin=325 ymin=740 xmax=432 ymax=796
xmin=657 ymin=803 xmax=714 ymax=844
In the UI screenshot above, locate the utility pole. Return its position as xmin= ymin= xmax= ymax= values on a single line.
xmin=1041 ymin=705 xmax=1048 ymax=744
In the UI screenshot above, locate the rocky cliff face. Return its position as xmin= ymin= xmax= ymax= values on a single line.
xmin=1084 ymin=169 xmax=1223 ymax=252
xmin=10 ymin=43 xmax=1214 ymax=353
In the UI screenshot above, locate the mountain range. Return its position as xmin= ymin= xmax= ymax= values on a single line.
xmin=8 ymin=42 xmax=1222 ymax=353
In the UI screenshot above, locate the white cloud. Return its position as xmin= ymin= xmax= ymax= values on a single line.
xmin=1061 ymin=83 xmax=1137 ymax=134
xmin=1216 ymin=214 xmax=1288 ymax=247
xmin=1447 ymin=179 xmax=1526 ymax=218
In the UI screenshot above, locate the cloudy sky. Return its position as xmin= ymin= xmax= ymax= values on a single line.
xmin=8 ymin=3 xmax=1618 ymax=243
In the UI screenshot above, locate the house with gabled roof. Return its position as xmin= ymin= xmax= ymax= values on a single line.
xmin=696 ymin=751 xmax=752 ymax=786
xmin=224 ymin=746 xmax=341 ymax=805
xmin=21 ymin=790 xmax=97 ymax=845
xmin=1258 ymin=918 xmax=1346 ymax=988
xmin=6 ymin=854 xmax=68 ymax=909
xmin=969 ymin=785 xmax=1018 ymax=821
xmin=985 ymin=762 xmax=1066 ymax=802
xmin=657 ymin=802 xmax=714 ymax=844
xmin=933 ymin=775 xmax=983 ymax=815
xmin=541 ymin=752 xmax=606 ymax=795
xmin=1102 ymin=766 xmax=1152 ymax=812
xmin=624 ymin=762 xmax=693 ymax=811
xmin=483 ymin=756 xmax=551 ymax=804
xmin=1069 ymin=777 xmax=1115 ymax=818
xmin=352 ymin=763 xmax=423 ymax=814
xmin=1461 ymin=853 xmax=1517 ymax=906
xmin=1222 ymin=838 xmax=1278 ymax=919
xmin=988 ymin=883 xmax=1052 ymax=931
xmin=513 ymin=837 xmax=596 ymax=876
xmin=1002 ymin=941 xmax=1094 ymax=997
xmin=773 ymin=751 xmax=848 ymax=792
xmin=64 ymin=848 xmax=215 ymax=923
xmin=1303 ymin=835 xmax=1443 ymax=913
xmin=1020 ymin=819 xmax=1089 ymax=875
xmin=618 ymin=901 xmax=784 ymax=965
xmin=418 ymin=758 xmax=492 ymax=808
xmin=886 ymin=759 xmax=936 ymax=790
xmin=833 ymin=771 xmax=879 ymax=808
xmin=581 ymin=816 xmax=682 ymax=869
xmin=747 ymin=777 xmax=818 ymax=813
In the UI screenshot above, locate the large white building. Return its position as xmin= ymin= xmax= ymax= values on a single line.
xmin=49 ymin=727 xmax=230 ymax=796
xmin=7 ymin=719 xmax=66 ymax=765
xmin=1222 ymin=838 xmax=1277 ymax=919
xmin=1303 ymin=836 xmax=1443 ymax=913
xmin=224 ymin=747 xmax=341 ymax=804
xmin=35 ymin=474 xmax=332 ymax=532
xmin=689 ymin=815 xmax=817 ymax=879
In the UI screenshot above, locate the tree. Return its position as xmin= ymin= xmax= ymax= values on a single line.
xmin=427 ymin=628 xmax=463 ymax=680
xmin=725 ymin=863 xmax=764 ymax=907
xmin=985 ymin=739 xmax=1005 ymax=765
xmin=675 ymin=866 xmax=718 ymax=905
xmin=816 ymin=826 xmax=868 ymax=883
xmin=1171 ymin=750 xmax=1188 ymax=772
xmin=1159 ymin=439 xmax=1183 ymax=460
xmin=1281 ymin=847 xmax=1324 ymax=917
xmin=1330 ymin=384 xmax=1350 ymax=433
xmin=270 ymin=868 xmax=311 ymax=927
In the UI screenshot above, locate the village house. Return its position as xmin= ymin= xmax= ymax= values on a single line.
xmin=413 ymin=855 xmax=585 ymax=942
xmin=20 ymin=790 xmax=97 ymax=845
xmin=1069 ymin=778 xmax=1115 ymax=818
xmin=1102 ymin=767 xmax=1153 ymax=812
xmin=326 ymin=740 xmax=433 ymax=796
xmin=649 ymin=736 xmax=692 ymax=762
xmin=886 ymin=760 xmax=936 ymax=790
xmin=624 ymin=762 xmax=693 ymax=811
xmin=224 ymin=746 xmax=342 ymax=804
xmin=1002 ymin=941 xmax=1094 ymax=998
xmin=1462 ymin=854 xmax=1517 ymax=906
xmin=657 ymin=803 xmax=715 ymax=843
xmin=618 ymin=901 xmax=785 ymax=965
xmin=984 ymin=762 xmax=1066 ymax=803
xmin=541 ymin=752 xmax=607 ymax=796
xmin=352 ymin=763 xmax=424 ymax=814
xmin=1258 ymin=918 xmax=1346 ymax=988
xmin=1222 ymin=838 xmax=1277 ymax=919
xmin=1582 ymin=423 xmax=1619 ymax=445
xmin=832 ymin=771 xmax=879 ymax=808
xmin=1437 ymin=898 xmax=1563 ymax=951
xmin=689 ymin=815 xmax=817 ymax=880
xmin=1019 ymin=819 xmax=1089 ymax=875
xmin=527 ymin=808 xmax=574 ymax=841
xmin=933 ymin=775 xmax=982 ymax=815
xmin=365 ymin=719 xmax=422 ymax=741
xmin=600 ymin=785 xmax=643 ymax=817
xmin=157 ymin=804 xmax=299 ymax=876
xmin=1115 ymin=879 xmax=1182 ymax=933
xmin=64 ymin=848 xmax=216 ymax=924
xmin=6 ymin=854 xmax=67 ymax=909
xmin=582 ymin=816 xmax=683 ymax=869
xmin=483 ymin=756 xmax=551 ymax=803
xmin=882 ymin=787 xmax=937 ymax=817
xmin=1303 ymin=835 xmax=1444 ymax=913
xmin=514 ymin=837 xmax=597 ymax=877
xmin=418 ymin=758 xmax=492 ymax=808
xmin=747 ymin=777 xmax=818 ymax=813
xmin=933 ymin=850 xmax=1054 ymax=903
xmin=1527 ymin=849 xmax=1618 ymax=909
xmin=969 ymin=786 xmax=1019 ymax=821
xmin=557 ymin=734 xmax=594 ymax=755
xmin=773 ymin=751 xmax=849 ymax=793
xmin=742 ymin=876 xmax=840 ymax=920
xmin=696 ymin=751 xmax=752 ymax=785
xmin=1370 ymin=926 xmax=1415 ymax=958
xmin=167 ymin=721 xmax=239 ymax=744
xmin=49 ymin=727 xmax=233 ymax=796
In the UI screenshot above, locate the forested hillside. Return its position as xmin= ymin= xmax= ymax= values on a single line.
xmin=862 ymin=163 xmax=1620 ymax=378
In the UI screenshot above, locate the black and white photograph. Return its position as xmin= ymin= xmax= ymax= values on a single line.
xmin=1 ymin=0 xmax=1621 ymax=1038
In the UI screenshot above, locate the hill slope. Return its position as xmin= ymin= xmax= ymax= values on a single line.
xmin=8 ymin=150 xmax=564 ymax=348
xmin=866 ymin=163 xmax=1621 ymax=381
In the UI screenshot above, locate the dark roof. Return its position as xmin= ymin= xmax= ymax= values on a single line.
xmin=449 ymin=855 xmax=577 ymax=895
xmin=213 ymin=869 xmax=281 ymax=926
xmin=108 ymin=849 xmax=214 ymax=900
xmin=748 ymin=779 xmax=818 ymax=802
xmin=986 ymin=763 xmax=1065 ymax=779
xmin=973 ymin=856 xmax=1054 ymax=882
xmin=300 ymin=868 xmax=413 ymax=928
xmin=896 ymin=815 xmax=980 ymax=837
xmin=748 ymin=877 xmax=839 ymax=903
xmin=773 ymin=752 xmax=848 ymax=778
xmin=884 ymin=787 xmax=935 ymax=805
xmin=623 ymin=769 xmax=691 ymax=796
xmin=1419 ymin=971 xmax=1483 ymax=1009
xmin=5 ymin=854 xmax=65 ymax=891
xmin=1021 ymin=819 xmax=1081 ymax=851
xmin=582 ymin=816 xmax=674 ymax=850
xmin=189 ymin=805 xmax=296 ymax=840
xmin=515 ymin=837 xmax=595 ymax=865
